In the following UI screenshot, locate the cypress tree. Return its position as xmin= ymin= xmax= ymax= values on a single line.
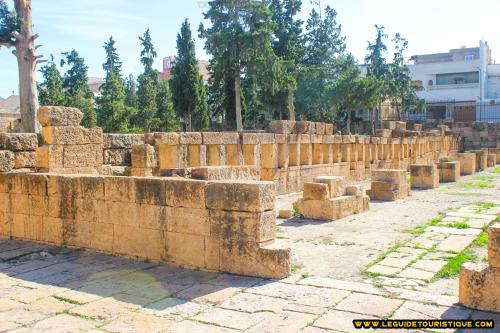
xmin=96 ymin=37 xmax=129 ymax=132
xmin=60 ymin=50 xmax=96 ymax=127
xmin=38 ymin=55 xmax=65 ymax=106
xmin=136 ymin=28 xmax=160 ymax=132
xmin=170 ymin=19 xmax=209 ymax=131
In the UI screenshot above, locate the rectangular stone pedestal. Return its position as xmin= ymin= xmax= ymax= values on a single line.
xmin=368 ymin=169 xmax=410 ymax=201
xmin=438 ymin=161 xmax=460 ymax=183
xmin=410 ymin=164 xmax=439 ymax=189
xmin=456 ymin=153 xmax=476 ymax=175
xmin=487 ymin=154 xmax=497 ymax=168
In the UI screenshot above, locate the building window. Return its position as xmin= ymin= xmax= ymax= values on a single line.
xmin=464 ymin=55 xmax=474 ymax=61
xmin=436 ymin=72 xmax=479 ymax=85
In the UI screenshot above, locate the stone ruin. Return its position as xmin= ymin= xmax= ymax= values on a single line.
xmin=0 ymin=106 xmax=498 ymax=280
xmin=292 ymin=176 xmax=369 ymax=221
xmin=459 ymin=223 xmax=500 ymax=312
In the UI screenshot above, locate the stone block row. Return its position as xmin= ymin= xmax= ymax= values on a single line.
xmin=0 ymin=172 xmax=290 ymax=279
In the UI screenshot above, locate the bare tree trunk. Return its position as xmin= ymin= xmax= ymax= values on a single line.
xmin=187 ymin=103 xmax=192 ymax=132
xmin=234 ymin=65 xmax=243 ymax=131
xmin=287 ymin=85 xmax=295 ymax=121
xmin=14 ymin=0 xmax=41 ymax=133
xmin=346 ymin=109 xmax=351 ymax=134
xmin=370 ymin=108 xmax=376 ymax=135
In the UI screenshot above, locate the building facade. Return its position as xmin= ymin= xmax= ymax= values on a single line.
xmin=409 ymin=41 xmax=500 ymax=122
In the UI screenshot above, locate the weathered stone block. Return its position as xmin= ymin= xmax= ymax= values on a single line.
xmin=63 ymin=144 xmax=103 ymax=168
xmin=104 ymin=134 xmax=144 ymax=149
xmin=325 ymin=123 xmax=334 ymax=135
xmin=165 ymin=232 xmax=206 ymax=268
xmin=210 ymin=210 xmax=275 ymax=243
xmin=489 ymin=224 xmax=500 ymax=269
xmin=38 ymin=106 xmax=83 ymax=127
xmin=90 ymin=222 xmax=114 ymax=253
xmin=103 ymin=149 xmax=131 ymax=165
xmin=130 ymin=167 xmax=153 ymax=177
xmin=0 ymin=133 xmax=38 ymax=151
xmin=131 ymin=144 xmax=157 ymax=168
xmin=313 ymin=176 xmax=346 ymax=198
xmin=346 ymin=184 xmax=365 ymax=197
xmin=456 ymin=153 xmax=476 ymax=175
xmin=459 ymin=263 xmax=500 ymax=313
xmin=437 ymin=161 xmax=460 ymax=182
xmin=167 ymin=207 xmax=209 ymax=235
xmin=205 ymin=180 xmax=274 ymax=212
xmin=268 ymin=120 xmax=294 ymax=134
xmin=487 ymin=154 xmax=496 ymax=168
xmin=220 ymin=239 xmax=291 ymax=278
xmin=104 ymin=177 xmax=136 ymax=203
xmin=154 ymin=132 xmax=179 ymax=145
xmin=410 ymin=164 xmax=439 ymax=189
xmin=113 ymin=225 xmax=163 ymax=260
xmin=41 ymin=126 xmax=103 ymax=145
xmin=0 ymin=150 xmax=15 ymax=172
xmin=371 ymin=169 xmax=407 ymax=184
xmin=303 ymin=182 xmax=330 ymax=200
xmin=191 ymin=166 xmax=259 ymax=181
xmin=35 ymin=145 xmax=63 ymax=170
xmin=179 ymin=132 xmax=203 ymax=145
xmin=14 ymin=151 xmax=36 ymax=169
xmin=293 ymin=121 xmax=311 ymax=134
xmin=202 ymin=132 xmax=239 ymax=145
xmin=164 ymin=178 xmax=207 ymax=209
xmin=376 ymin=129 xmax=392 ymax=138
xmin=135 ymin=178 xmax=166 ymax=205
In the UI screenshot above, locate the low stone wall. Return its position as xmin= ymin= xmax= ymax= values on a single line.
xmin=125 ymin=126 xmax=459 ymax=195
xmin=0 ymin=133 xmax=38 ymax=169
xmin=0 ymin=172 xmax=290 ymax=278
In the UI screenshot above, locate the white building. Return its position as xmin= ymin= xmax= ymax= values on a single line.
xmin=409 ymin=41 xmax=500 ymax=122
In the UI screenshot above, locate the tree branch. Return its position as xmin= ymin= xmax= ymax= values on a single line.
xmin=11 ymin=30 xmax=22 ymax=41
xmin=0 ymin=40 xmax=16 ymax=48
xmin=36 ymin=59 xmax=48 ymax=65
xmin=35 ymin=44 xmax=43 ymax=50
xmin=30 ymin=33 xmax=40 ymax=41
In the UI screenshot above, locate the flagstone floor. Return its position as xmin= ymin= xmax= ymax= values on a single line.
xmin=0 ymin=168 xmax=499 ymax=333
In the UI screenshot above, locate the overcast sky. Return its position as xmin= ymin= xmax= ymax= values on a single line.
xmin=1 ymin=0 xmax=499 ymax=98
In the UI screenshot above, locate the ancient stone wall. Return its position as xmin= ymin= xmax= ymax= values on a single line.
xmin=0 ymin=133 xmax=38 ymax=170
xmin=123 ymin=121 xmax=459 ymax=195
xmin=0 ymin=172 xmax=290 ymax=278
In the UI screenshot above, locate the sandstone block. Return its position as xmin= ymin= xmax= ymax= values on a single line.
xmin=104 ymin=177 xmax=136 ymax=203
xmin=135 ymin=178 xmax=166 ymax=205
xmin=202 ymin=132 xmax=239 ymax=145
xmin=90 ymin=222 xmax=114 ymax=253
xmin=0 ymin=150 xmax=15 ymax=172
xmin=489 ymin=224 xmax=500 ymax=269
xmin=103 ymin=149 xmax=131 ymax=165
xmin=210 ymin=210 xmax=275 ymax=243
xmin=14 ymin=151 xmax=36 ymax=169
xmin=63 ymin=144 xmax=103 ymax=168
xmin=0 ymin=133 xmax=38 ymax=151
xmin=345 ymin=184 xmax=365 ymax=197
xmin=438 ymin=161 xmax=460 ymax=182
xmin=130 ymin=167 xmax=153 ymax=177
xmin=38 ymin=106 xmax=83 ymax=127
xmin=268 ymin=120 xmax=294 ymax=134
xmin=205 ymin=236 xmax=220 ymax=270
xmin=153 ymin=132 xmax=179 ymax=145
xmin=325 ymin=123 xmax=334 ymax=135
xmin=303 ymin=182 xmax=330 ymax=200
xmin=220 ymin=239 xmax=291 ymax=278
xmin=376 ymin=129 xmax=392 ymax=138
xmin=293 ymin=121 xmax=311 ymax=134
xmin=206 ymin=180 xmax=275 ymax=212
xmin=47 ymin=175 xmax=79 ymax=197
xmin=104 ymin=134 xmax=144 ymax=149
xmin=137 ymin=204 xmax=167 ymax=230
xmin=164 ymin=178 xmax=207 ymax=209
xmin=410 ymin=164 xmax=439 ymax=189
xmin=167 ymin=207 xmax=209 ymax=236
xmin=459 ymin=263 xmax=500 ymax=313
xmin=165 ymin=232 xmax=205 ymax=268
xmin=487 ymin=154 xmax=496 ymax=167
xmin=278 ymin=209 xmax=293 ymax=219
xmin=371 ymin=169 xmax=407 ymax=185
xmin=41 ymin=126 xmax=103 ymax=145
xmin=113 ymin=225 xmax=163 ymax=260
xmin=191 ymin=166 xmax=259 ymax=181
xmin=314 ymin=122 xmax=326 ymax=135
xmin=131 ymin=144 xmax=157 ymax=168
xmin=456 ymin=153 xmax=476 ymax=175
xmin=179 ymin=132 xmax=203 ymax=145
xmin=313 ymin=176 xmax=347 ymax=198
xmin=35 ymin=145 xmax=63 ymax=170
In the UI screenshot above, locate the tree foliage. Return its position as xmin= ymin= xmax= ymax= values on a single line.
xmin=170 ymin=19 xmax=209 ymax=131
xmin=38 ymin=55 xmax=65 ymax=106
xmin=60 ymin=50 xmax=96 ymax=127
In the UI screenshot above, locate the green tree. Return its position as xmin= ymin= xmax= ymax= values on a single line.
xmin=157 ymin=80 xmax=180 ymax=132
xmin=136 ymin=28 xmax=160 ymax=132
xmin=388 ymin=33 xmax=423 ymax=120
xmin=270 ymin=0 xmax=305 ymax=120
xmin=365 ymin=25 xmax=389 ymax=129
xmin=200 ymin=0 xmax=284 ymax=130
xmin=124 ymin=74 xmax=138 ymax=109
xmin=96 ymin=37 xmax=130 ymax=132
xmin=330 ymin=54 xmax=383 ymax=134
xmin=170 ymin=19 xmax=209 ymax=131
xmin=60 ymin=50 xmax=96 ymax=127
xmin=38 ymin=55 xmax=65 ymax=106
xmin=296 ymin=5 xmax=345 ymax=121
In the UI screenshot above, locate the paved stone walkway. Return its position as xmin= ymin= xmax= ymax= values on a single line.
xmin=0 ymin=168 xmax=499 ymax=332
